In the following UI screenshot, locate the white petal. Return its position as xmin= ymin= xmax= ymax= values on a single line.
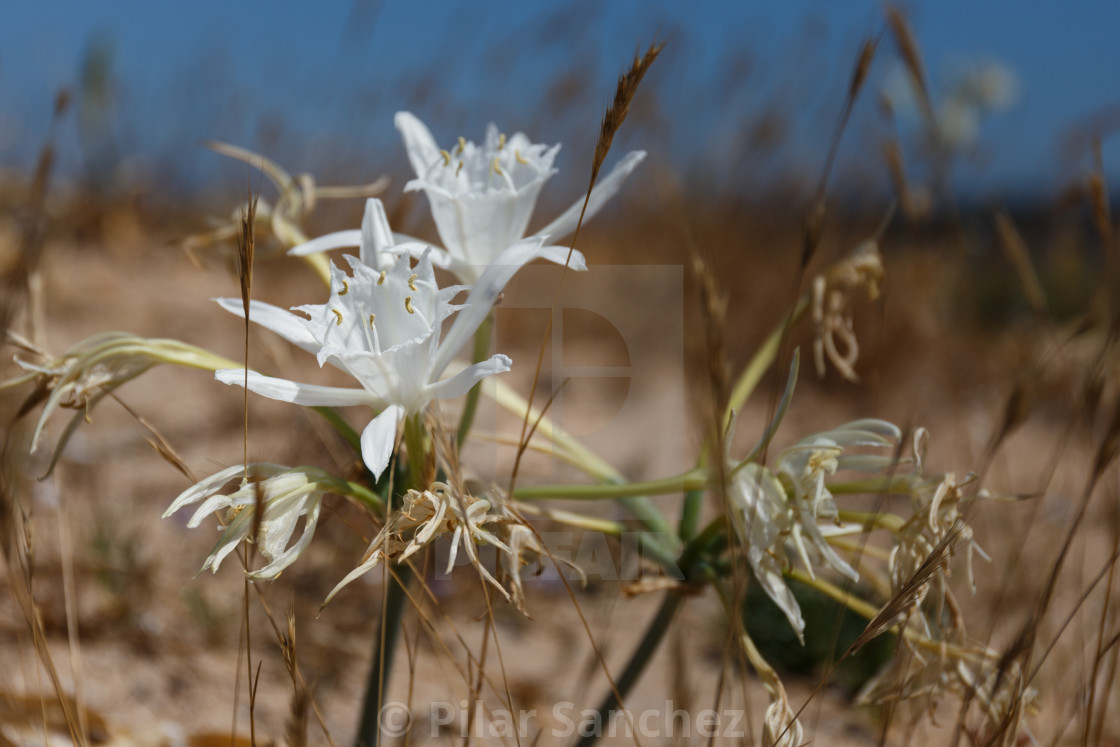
xmin=215 ymin=298 xmax=320 ymax=354
xmin=534 ymin=150 xmax=646 ymax=240
xmin=428 ymin=354 xmax=511 ymax=401
xmin=249 ymin=498 xmax=323 ymax=580
xmin=323 ymin=547 xmax=384 ymax=606
xmin=164 ymin=463 xmax=251 ymax=518
xmin=359 ymin=198 xmax=394 ymax=270
xmin=216 ymin=369 xmax=376 ymax=407
xmin=430 ymin=237 xmax=541 ymax=378
xmin=360 ymin=404 xmax=404 ymax=480
xmin=288 ymin=229 xmax=362 ymax=256
xmin=533 ymin=244 xmax=587 ymax=271
xmin=395 ymin=111 xmax=441 ymax=178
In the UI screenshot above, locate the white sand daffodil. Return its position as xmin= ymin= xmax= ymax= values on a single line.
xmin=216 ymin=209 xmax=540 ymax=480
xmin=730 ymin=419 xmax=907 ymax=640
xmin=393 ymin=111 xmax=646 ymax=282
xmin=164 ymin=464 xmax=348 ymax=579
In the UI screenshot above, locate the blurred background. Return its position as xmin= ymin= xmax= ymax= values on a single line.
xmin=3 ymin=0 xmax=1119 ymax=206
xmin=2 ymin=1 xmax=1120 ymax=744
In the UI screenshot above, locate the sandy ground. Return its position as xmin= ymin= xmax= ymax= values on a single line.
xmin=1 ymin=218 xmax=1117 ymax=746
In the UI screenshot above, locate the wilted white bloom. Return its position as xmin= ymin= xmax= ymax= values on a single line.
xmin=164 ymin=464 xmax=348 ymax=579
xmin=729 ymin=463 xmax=804 ymax=639
xmin=859 ymin=637 xmax=1037 ymax=739
xmin=325 ymin=483 xmax=512 ymax=605
xmin=216 ymin=200 xmax=540 ymax=479
xmin=811 ymin=239 xmax=884 ymax=382
xmin=392 ymin=111 xmax=646 ymax=282
xmin=890 ymin=471 xmax=990 ymax=632
xmin=730 ymin=419 xmax=908 ymax=639
xmin=2 ymin=332 xmax=239 ymax=460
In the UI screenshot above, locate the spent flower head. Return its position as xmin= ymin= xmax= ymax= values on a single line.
xmin=2 ymin=332 xmax=240 ymax=460
xmin=325 ymin=482 xmax=512 ymax=605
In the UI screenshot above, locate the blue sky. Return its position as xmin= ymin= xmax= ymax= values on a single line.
xmin=2 ymin=1 xmax=1118 ymax=203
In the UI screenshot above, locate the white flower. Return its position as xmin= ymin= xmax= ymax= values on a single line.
xmin=164 ymin=464 xmax=345 ymax=579
xmin=729 ymin=463 xmax=805 ymax=640
xmin=729 ymin=419 xmax=906 ymax=639
xmin=775 ymin=419 xmax=902 ymax=582
xmin=291 ymin=114 xmax=645 ymax=283
xmin=216 ymin=201 xmax=540 ymax=480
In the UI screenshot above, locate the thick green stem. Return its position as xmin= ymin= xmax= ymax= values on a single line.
xmin=355 ymin=564 xmax=411 ymax=747
xmin=574 ymin=592 xmax=684 ymax=747
xmin=354 ymin=416 xmax=425 ymax=747
xmin=456 ymin=314 xmax=493 ymax=446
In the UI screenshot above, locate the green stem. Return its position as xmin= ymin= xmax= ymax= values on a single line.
xmin=456 ymin=314 xmax=493 ymax=447
xmin=355 ymin=564 xmax=410 ymax=747
xmin=354 ymin=416 xmax=425 ymax=747
xmin=574 ymin=592 xmax=684 ymax=747
xmin=314 ymin=406 xmax=362 ymax=455
xmin=513 ymin=468 xmax=707 ymax=501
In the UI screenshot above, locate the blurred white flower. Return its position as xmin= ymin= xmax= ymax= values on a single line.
xmin=393 ymin=111 xmax=646 ymax=282
xmin=2 ymin=332 xmax=240 ymax=461
xmin=164 ymin=464 xmax=347 ymax=579
xmin=217 ymin=202 xmax=540 ymax=479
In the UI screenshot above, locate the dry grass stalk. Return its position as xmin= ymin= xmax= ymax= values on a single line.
xmin=590 ymin=41 xmax=663 ymax=188
xmin=994 ymin=211 xmax=1048 ymax=315
xmin=885 ymin=6 xmax=933 ymax=121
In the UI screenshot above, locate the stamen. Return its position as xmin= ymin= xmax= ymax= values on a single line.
xmin=439 ymin=149 xmax=451 ymax=166
xmin=369 ymin=313 xmax=376 ymax=328
xmin=404 ymin=296 xmax=415 ymax=314
xmin=456 ymin=136 xmax=466 ymax=155
xmin=515 ymin=149 xmax=528 ymax=165
xmin=408 ymin=273 xmax=418 ymax=291
xmin=377 ymin=271 xmax=387 ymax=285
xmin=497 ymin=133 xmax=506 ymax=151
xmin=491 ymin=157 xmax=503 ymax=177
xmin=332 ymin=309 xmax=344 ymax=326
xmin=456 ymin=160 xmax=464 ymax=177
xmin=338 ymin=280 xmax=349 ymax=296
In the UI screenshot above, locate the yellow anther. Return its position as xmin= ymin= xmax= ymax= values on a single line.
xmin=456 ymin=160 xmax=464 ymax=177
xmin=332 ymin=309 xmax=344 ymax=326
xmin=491 ymin=157 xmax=503 ymax=176
xmin=457 ymin=136 xmax=466 ymax=154
xmin=404 ymin=296 xmax=415 ymax=314
xmin=339 ymin=279 xmax=349 ymax=296
xmin=440 ymin=149 xmax=451 ymax=166
xmin=498 ymin=133 xmax=506 ymax=150
xmin=369 ymin=313 xmax=376 ymax=328
xmin=408 ymin=273 xmax=418 ymax=291
xmin=377 ymin=271 xmax=387 ymax=285
xmin=514 ymin=149 xmax=528 ymax=165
